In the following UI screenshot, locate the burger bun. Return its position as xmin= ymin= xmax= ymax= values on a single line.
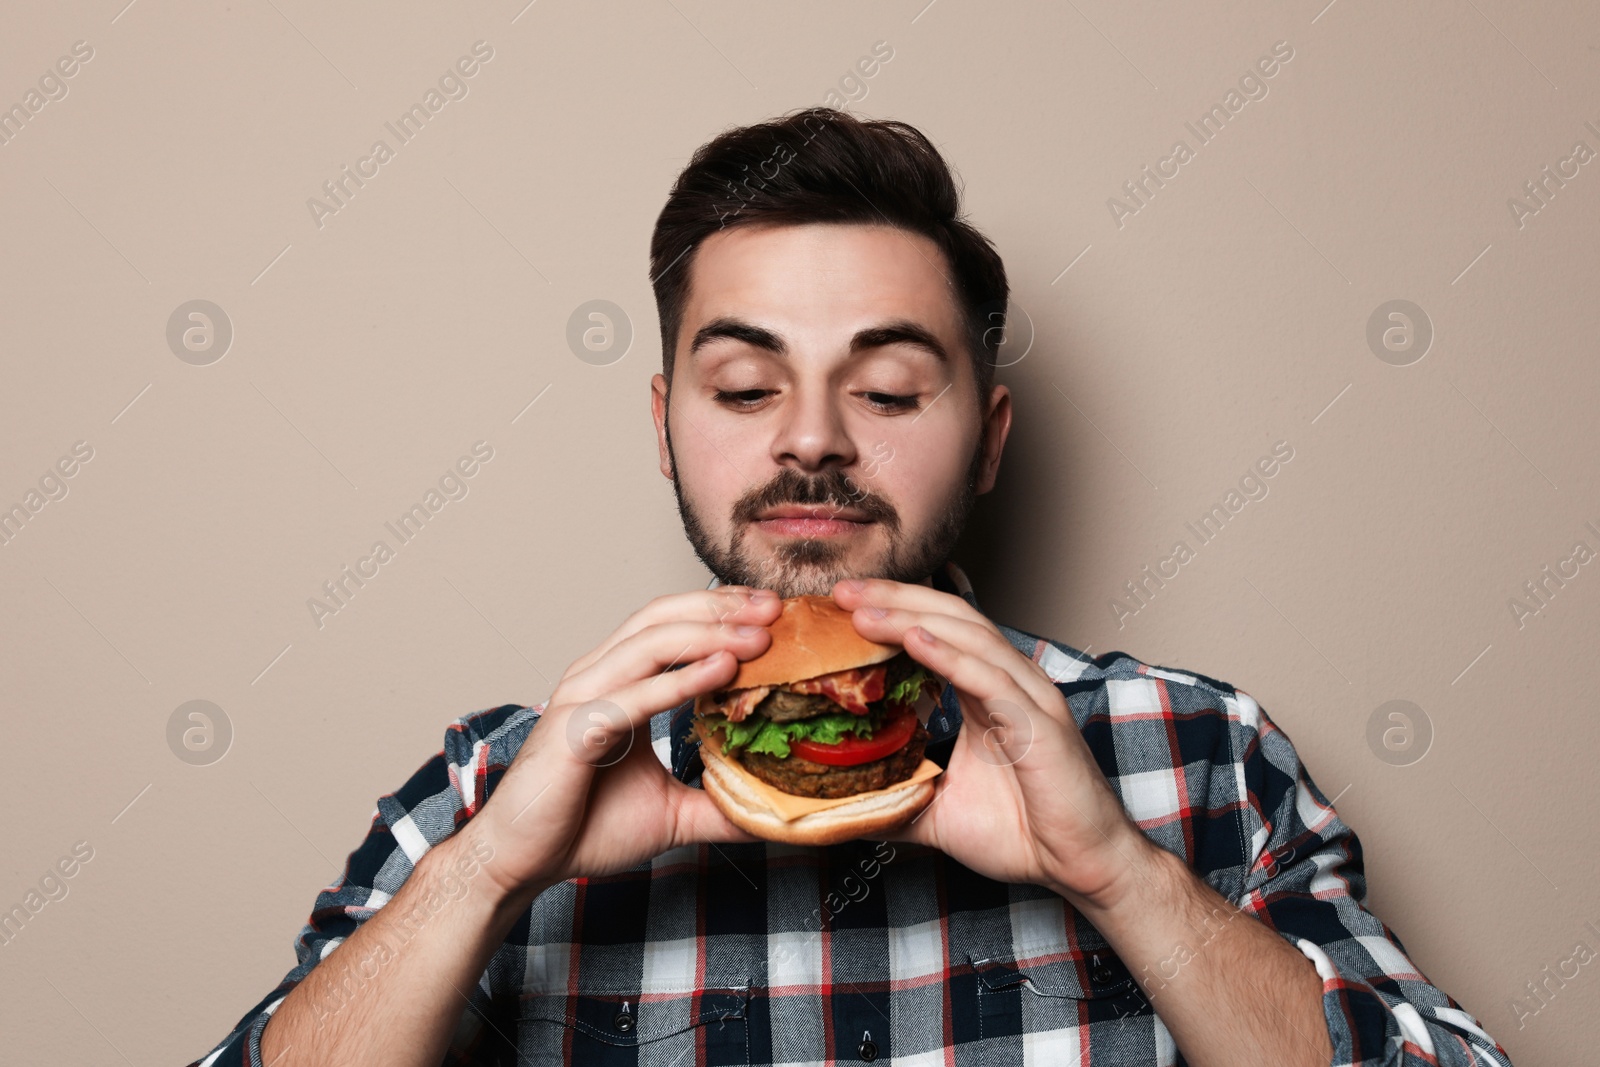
xmin=727 ymin=594 xmax=899 ymax=691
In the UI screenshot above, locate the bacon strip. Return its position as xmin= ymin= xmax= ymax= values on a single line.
xmin=721 ymin=685 xmax=771 ymax=723
xmin=718 ymin=663 xmax=890 ymax=721
xmin=786 ymin=663 xmax=886 ymax=715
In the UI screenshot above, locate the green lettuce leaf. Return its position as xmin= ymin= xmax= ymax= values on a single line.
xmin=702 ymin=666 xmax=934 ymax=760
xmin=704 ymin=709 xmax=878 ymax=759
xmin=885 ymin=665 xmax=931 ymax=706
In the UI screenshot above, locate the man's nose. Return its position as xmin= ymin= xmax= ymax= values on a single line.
xmin=769 ymin=385 xmax=857 ymax=473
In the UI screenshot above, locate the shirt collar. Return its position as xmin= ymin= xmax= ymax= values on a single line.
xmin=671 ymin=561 xmax=977 ymax=782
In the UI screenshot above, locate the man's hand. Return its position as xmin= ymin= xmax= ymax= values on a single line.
xmin=463 ymin=586 xmax=783 ymax=910
xmin=259 ymin=587 xmax=784 ymax=1067
xmin=832 ymin=578 xmax=1333 ymax=1067
xmin=831 ymin=577 xmax=1151 ymax=908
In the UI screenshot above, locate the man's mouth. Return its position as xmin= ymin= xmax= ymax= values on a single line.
xmin=752 ymin=505 xmax=875 ymax=538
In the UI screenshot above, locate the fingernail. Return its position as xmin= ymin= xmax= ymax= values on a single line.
xmin=842 ymin=578 xmax=865 ymax=593
xmin=750 ymin=589 xmax=776 ymax=601
xmin=866 ymin=605 xmax=887 ymax=619
xmin=913 ymin=625 xmax=936 ymax=644
xmin=736 ymin=624 xmax=762 ymax=635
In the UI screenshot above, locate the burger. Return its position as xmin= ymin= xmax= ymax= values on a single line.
xmin=693 ymin=595 xmax=943 ymax=846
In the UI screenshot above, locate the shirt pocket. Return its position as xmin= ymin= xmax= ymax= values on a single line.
xmin=971 ymin=938 xmax=1155 ymax=1060
xmin=515 ymin=984 xmax=751 ymax=1066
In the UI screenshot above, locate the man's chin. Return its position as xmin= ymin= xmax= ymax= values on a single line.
xmin=751 ymin=553 xmax=872 ymax=599
xmin=765 ymin=565 xmax=857 ymax=598
xmin=719 ymin=534 xmax=889 ymax=599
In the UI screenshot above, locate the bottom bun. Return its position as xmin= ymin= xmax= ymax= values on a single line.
xmin=698 ymin=734 xmax=936 ymax=846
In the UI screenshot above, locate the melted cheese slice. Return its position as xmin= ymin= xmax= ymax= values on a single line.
xmin=718 ymin=753 xmax=944 ymax=822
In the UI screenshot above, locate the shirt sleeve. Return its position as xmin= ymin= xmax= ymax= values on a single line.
xmin=184 ymin=703 xmax=540 ymax=1067
xmin=1227 ymin=689 xmax=1514 ymax=1066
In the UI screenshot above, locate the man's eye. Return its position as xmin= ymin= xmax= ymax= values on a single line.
xmin=861 ymin=392 xmax=919 ymax=412
xmin=712 ymin=389 xmax=772 ymax=408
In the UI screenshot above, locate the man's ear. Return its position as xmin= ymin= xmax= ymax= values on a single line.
xmin=975 ymin=383 xmax=1012 ymax=495
xmin=650 ymin=373 xmax=674 ymax=481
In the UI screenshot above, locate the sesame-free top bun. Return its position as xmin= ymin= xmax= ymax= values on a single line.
xmin=697 ymin=729 xmax=935 ymax=846
xmin=727 ymin=594 xmax=899 ymax=690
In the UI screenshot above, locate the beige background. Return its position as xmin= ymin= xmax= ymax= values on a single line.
xmin=1 ymin=0 xmax=1595 ymax=1062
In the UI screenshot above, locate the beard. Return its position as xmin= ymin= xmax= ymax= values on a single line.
xmin=666 ymin=417 xmax=984 ymax=598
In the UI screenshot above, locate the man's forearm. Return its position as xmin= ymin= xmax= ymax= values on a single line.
xmin=1061 ymin=838 xmax=1333 ymax=1067
xmin=260 ymin=822 xmax=542 ymax=1067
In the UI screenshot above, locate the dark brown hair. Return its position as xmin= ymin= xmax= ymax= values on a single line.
xmin=649 ymin=107 xmax=1009 ymax=400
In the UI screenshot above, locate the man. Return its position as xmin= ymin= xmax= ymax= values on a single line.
xmin=190 ymin=108 xmax=1511 ymax=1065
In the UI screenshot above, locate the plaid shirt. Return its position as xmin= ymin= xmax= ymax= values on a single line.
xmin=190 ymin=562 xmax=1512 ymax=1066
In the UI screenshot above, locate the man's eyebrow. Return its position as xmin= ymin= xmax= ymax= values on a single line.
xmin=851 ymin=320 xmax=950 ymax=363
xmin=687 ymin=317 xmax=950 ymax=363
xmin=689 ymin=318 xmax=782 ymax=357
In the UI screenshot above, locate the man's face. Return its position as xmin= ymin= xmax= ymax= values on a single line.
xmin=651 ymin=221 xmax=1012 ymax=598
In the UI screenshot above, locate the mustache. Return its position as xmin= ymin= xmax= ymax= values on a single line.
xmin=732 ymin=467 xmax=899 ymax=530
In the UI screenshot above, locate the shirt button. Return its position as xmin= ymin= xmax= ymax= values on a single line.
xmin=857 ymin=1038 xmax=879 ymax=1061
xmin=613 ymin=1009 xmax=634 ymax=1034
xmin=1090 ymin=954 xmax=1116 ymax=987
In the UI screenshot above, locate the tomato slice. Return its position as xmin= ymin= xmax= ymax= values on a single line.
xmin=789 ymin=704 xmax=918 ymax=766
